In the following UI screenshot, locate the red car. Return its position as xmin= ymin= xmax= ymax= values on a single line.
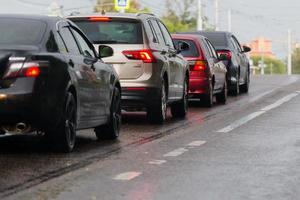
xmin=172 ymin=34 xmax=228 ymax=107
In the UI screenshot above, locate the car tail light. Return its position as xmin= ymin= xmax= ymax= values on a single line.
xmin=190 ymin=60 xmax=207 ymax=71
xmin=3 ymin=62 xmax=41 ymax=79
xmin=25 ymin=66 xmax=40 ymax=77
xmin=88 ymin=17 xmax=111 ymax=22
xmin=122 ymin=49 xmax=156 ymax=63
xmin=217 ymin=50 xmax=232 ymax=60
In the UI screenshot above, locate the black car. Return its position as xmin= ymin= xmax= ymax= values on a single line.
xmin=181 ymin=31 xmax=251 ymax=95
xmin=0 ymin=15 xmax=121 ymax=152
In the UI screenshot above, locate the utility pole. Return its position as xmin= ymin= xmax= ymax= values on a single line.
xmin=259 ymin=40 xmax=265 ymax=75
xmin=227 ymin=9 xmax=232 ymax=32
xmin=215 ymin=0 xmax=219 ymax=31
xmin=287 ymin=29 xmax=292 ymax=75
xmin=197 ymin=0 xmax=203 ymax=31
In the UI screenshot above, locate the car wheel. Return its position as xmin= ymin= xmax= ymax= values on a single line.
xmin=95 ymin=87 xmax=121 ymax=140
xmin=230 ymin=74 xmax=240 ymax=96
xmin=46 ymin=92 xmax=77 ymax=153
xmin=202 ymin=80 xmax=213 ymax=107
xmin=147 ymin=79 xmax=167 ymax=124
xmin=240 ymin=71 xmax=250 ymax=93
xmin=171 ymin=77 xmax=188 ymax=118
xmin=216 ymin=80 xmax=227 ymax=104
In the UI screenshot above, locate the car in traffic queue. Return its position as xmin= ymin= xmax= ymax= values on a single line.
xmin=172 ymin=34 xmax=228 ymax=107
xmin=67 ymin=13 xmax=190 ymax=124
xmin=181 ymin=31 xmax=251 ymax=95
xmin=0 ymin=14 xmax=121 ymax=152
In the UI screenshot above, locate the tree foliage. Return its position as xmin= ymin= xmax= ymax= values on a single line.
xmin=251 ymin=56 xmax=286 ymax=74
xmin=94 ymin=0 xmax=149 ymax=13
xmin=161 ymin=0 xmax=212 ymax=33
xmin=292 ymin=47 xmax=300 ymax=74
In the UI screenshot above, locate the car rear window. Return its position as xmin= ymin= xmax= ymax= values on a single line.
xmin=74 ymin=19 xmax=143 ymax=44
xmin=173 ymin=39 xmax=199 ymax=57
xmin=199 ymin=33 xmax=228 ymax=47
xmin=0 ymin=18 xmax=46 ymax=45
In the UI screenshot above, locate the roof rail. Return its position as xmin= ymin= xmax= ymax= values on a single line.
xmin=136 ymin=13 xmax=155 ymax=17
xmin=69 ymin=11 xmax=81 ymax=16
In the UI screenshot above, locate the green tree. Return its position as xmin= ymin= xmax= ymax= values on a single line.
xmin=251 ymin=56 xmax=286 ymax=74
xmin=161 ymin=0 xmax=212 ymax=33
xmin=94 ymin=0 xmax=149 ymax=13
xmin=292 ymin=47 xmax=300 ymax=74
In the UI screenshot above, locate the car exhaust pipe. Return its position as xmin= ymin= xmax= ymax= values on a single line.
xmin=16 ymin=123 xmax=27 ymax=133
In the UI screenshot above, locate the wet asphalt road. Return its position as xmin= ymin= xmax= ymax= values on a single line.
xmin=1 ymin=75 xmax=300 ymax=200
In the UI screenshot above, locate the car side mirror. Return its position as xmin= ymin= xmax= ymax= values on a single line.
xmin=98 ymin=45 xmax=114 ymax=58
xmin=218 ymin=54 xmax=228 ymax=61
xmin=176 ymin=41 xmax=190 ymax=53
xmin=242 ymin=46 xmax=251 ymax=53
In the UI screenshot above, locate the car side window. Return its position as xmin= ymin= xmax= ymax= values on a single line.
xmin=202 ymin=39 xmax=214 ymax=58
xmin=147 ymin=20 xmax=159 ymax=44
xmin=206 ymin=40 xmax=218 ymax=59
xmin=71 ymin=27 xmax=96 ymax=58
xmin=150 ymin=19 xmax=164 ymax=44
xmin=232 ymin=36 xmax=243 ymax=52
xmin=157 ymin=21 xmax=175 ymax=49
xmin=56 ymin=33 xmax=68 ymax=53
xmin=59 ymin=27 xmax=81 ymax=55
xmin=230 ymin=36 xmax=242 ymax=52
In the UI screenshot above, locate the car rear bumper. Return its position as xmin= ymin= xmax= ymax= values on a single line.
xmin=121 ymin=87 xmax=160 ymax=110
xmin=188 ymin=77 xmax=210 ymax=97
xmin=0 ymin=78 xmax=63 ymax=131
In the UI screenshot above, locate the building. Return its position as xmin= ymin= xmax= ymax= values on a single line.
xmin=248 ymin=37 xmax=275 ymax=58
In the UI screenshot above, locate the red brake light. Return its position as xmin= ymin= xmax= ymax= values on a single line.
xmin=217 ymin=50 xmax=232 ymax=60
xmin=25 ymin=66 xmax=40 ymax=77
xmin=122 ymin=49 xmax=156 ymax=63
xmin=88 ymin=17 xmax=111 ymax=22
xmin=191 ymin=60 xmax=206 ymax=71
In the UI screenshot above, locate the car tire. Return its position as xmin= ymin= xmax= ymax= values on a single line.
xmin=171 ymin=77 xmax=188 ymax=119
xmin=46 ymin=92 xmax=77 ymax=153
xmin=230 ymin=74 xmax=240 ymax=96
xmin=95 ymin=87 xmax=121 ymax=140
xmin=147 ymin=79 xmax=167 ymax=124
xmin=240 ymin=71 xmax=250 ymax=93
xmin=202 ymin=80 xmax=213 ymax=107
xmin=216 ymin=80 xmax=227 ymax=104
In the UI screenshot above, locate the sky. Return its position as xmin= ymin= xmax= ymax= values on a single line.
xmin=0 ymin=0 xmax=299 ymax=59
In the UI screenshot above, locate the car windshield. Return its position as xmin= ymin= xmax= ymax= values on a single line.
xmin=75 ymin=20 xmax=143 ymax=44
xmin=173 ymin=39 xmax=199 ymax=57
xmin=0 ymin=18 xmax=46 ymax=45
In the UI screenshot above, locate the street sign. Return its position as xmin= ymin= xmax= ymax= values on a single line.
xmin=115 ymin=0 xmax=130 ymax=10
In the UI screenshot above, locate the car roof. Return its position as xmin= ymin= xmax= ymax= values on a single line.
xmin=67 ymin=12 xmax=155 ymax=20
xmin=172 ymin=33 xmax=206 ymax=41
xmin=0 ymin=14 xmax=62 ymax=23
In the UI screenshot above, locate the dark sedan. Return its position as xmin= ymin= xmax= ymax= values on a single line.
xmin=181 ymin=31 xmax=251 ymax=95
xmin=0 ymin=15 xmax=121 ymax=152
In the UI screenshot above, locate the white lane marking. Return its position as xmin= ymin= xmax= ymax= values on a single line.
xmin=217 ymin=111 xmax=265 ymax=133
xmin=163 ymin=148 xmax=188 ymax=157
xmin=148 ymin=160 xmax=167 ymax=165
xmin=113 ymin=172 xmax=142 ymax=181
xmin=261 ymin=93 xmax=299 ymax=111
xmin=249 ymin=88 xmax=277 ymax=103
xmin=217 ymin=92 xmax=299 ymax=133
xmin=187 ymin=140 xmax=207 ymax=147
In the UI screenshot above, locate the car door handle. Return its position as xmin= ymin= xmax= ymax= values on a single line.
xmin=161 ymin=50 xmax=167 ymax=55
xmin=68 ymin=59 xmax=74 ymax=68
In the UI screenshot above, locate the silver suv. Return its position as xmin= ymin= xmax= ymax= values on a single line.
xmin=68 ymin=13 xmax=189 ymax=124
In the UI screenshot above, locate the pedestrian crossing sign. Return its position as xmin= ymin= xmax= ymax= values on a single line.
xmin=115 ymin=0 xmax=130 ymax=10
